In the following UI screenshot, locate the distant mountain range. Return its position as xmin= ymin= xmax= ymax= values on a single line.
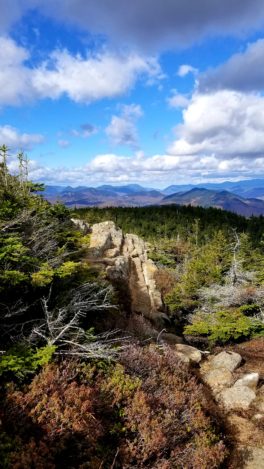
xmin=43 ymin=184 xmax=163 ymax=207
xmin=161 ymin=188 xmax=264 ymax=217
xmin=42 ymin=179 xmax=264 ymax=216
xmin=163 ymin=179 xmax=264 ymax=199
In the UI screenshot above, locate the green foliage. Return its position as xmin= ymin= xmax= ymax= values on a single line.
xmin=103 ymin=363 xmax=141 ymax=405
xmin=0 ymin=269 xmax=28 ymax=286
xmin=239 ymin=304 xmax=261 ymax=316
xmin=185 ymin=309 xmax=264 ymax=344
xmin=31 ymin=262 xmax=54 ymax=287
xmin=74 ymin=205 xmax=264 ymax=247
xmin=55 ymin=260 xmax=80 ymax=278
xmin=0 ymin=344 xmax=56 ymax=379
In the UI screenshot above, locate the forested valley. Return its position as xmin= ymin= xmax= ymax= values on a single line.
xmin=1 ymin=149 xmax=264 ymax=468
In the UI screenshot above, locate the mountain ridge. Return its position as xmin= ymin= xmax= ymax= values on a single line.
xmin=161 ymin=187 xmax=264 ymax=216
xmin=41 ymin=180 xmax=264 ymax=216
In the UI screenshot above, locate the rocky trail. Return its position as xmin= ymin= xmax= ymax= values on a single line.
xmin=72 ymin=218 xmax=264 ymax=468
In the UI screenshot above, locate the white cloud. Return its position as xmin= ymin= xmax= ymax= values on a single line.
xmin=121 ymin=104 xmax=143 ymax=119
xmin=0 ymin=36 xmax=34 ymax=106
xmin=167 ymin=91 xmax=189 ymax=108
xmin=105 ymin=104 xmax=143 ymax=148
xmin=168 ymin=90 xmax=264 ymax=158
xmin=0 ymin=36 xmax=163 ymax=106
xmin=177 ymin=64 xmax=198 ymax=77
xmin=17 ymin=86 xmax=264 ymax=184
xmin=31 ymin=50 xmax=162 ymax=103
xmin=24 ymin=149 xmax=264 ymax=187
xmin=0 ymin=125 xmax=44 ymax=149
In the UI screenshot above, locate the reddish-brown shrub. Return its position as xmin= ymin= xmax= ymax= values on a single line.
xmin=1 ymin=347 xmax=228 ymax=468
xmin=3 ymin=361 xmax=104 ymax=468
xmin=119 ymin=345 xmax=227 ymax=468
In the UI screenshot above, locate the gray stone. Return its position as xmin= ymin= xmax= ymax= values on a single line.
xmin=242 ymin=446 xmax=264 ymax=469
xmin=175 ymin=352 xmax=190 ymax=364
xmin=204 ymin=367 xmax=233 ymax=391
xmin=210 ymin=351 xmax=242 ymax=372
xmin=71 ymin=218 xmax=90 ymax=233
xmin=234 ymin=373 xmax=259 ymax=390
xmin=90 ymin=221 xmax=123 ymax=257
xmin=175 ymin=344 xmax=202 ymax=363
xmin=218 ymin=385 xmax=256 ymax=410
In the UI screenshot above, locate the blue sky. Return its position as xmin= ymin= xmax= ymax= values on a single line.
xmin=1 ymin=0 xmax=264 ymax=187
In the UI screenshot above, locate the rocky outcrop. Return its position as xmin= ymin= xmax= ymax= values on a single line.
xmin=201 ymin=351 xmax=258 ymax=411
xmin=71 ymin=218 xmax=90 ymax=233
xmin=201 ymin=350 xmax=264 ymax=466
xmin=88 ymin=221 xmax=166 ymax=324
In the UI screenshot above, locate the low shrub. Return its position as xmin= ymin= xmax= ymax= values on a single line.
xmin=185 ymin=309 xmax=264 ymax=344
xmin=0 ymin=345 xmax=55 ymax=379
xmin=0 ymin=346 xmax=228 ymax=468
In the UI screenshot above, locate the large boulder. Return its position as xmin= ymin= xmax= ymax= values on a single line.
xmin=204 ymin=367 xmax=233 ymax=391
xmin=71 ymin=218 xmax=90 ymax=233
xmin=210 ymin=351 xmax=242 ymax=372
xmin=242 ymin=447 xmax=264 ymax=469
xmin=175 ymin=344 xmax=202 ymax=364
xmin=89 ymin=221 xmax=123 ymax=257
xmin=234 ymin=373 xmax=259 ymax=390
xmin=218 ymin=385 xmax=256 ymax=410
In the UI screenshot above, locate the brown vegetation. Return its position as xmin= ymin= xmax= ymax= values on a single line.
xmin=0 ymin=345 xmax=228 ymax=468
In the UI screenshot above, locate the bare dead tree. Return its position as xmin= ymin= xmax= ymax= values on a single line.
xmin=228 ymin=229 xmax=241 ymax=286
xmin=29 ymin=282 xmax=126 ymax=360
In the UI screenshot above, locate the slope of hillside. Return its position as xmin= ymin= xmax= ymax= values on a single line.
xmin=161 ymin=188 xmax=264 ymax=216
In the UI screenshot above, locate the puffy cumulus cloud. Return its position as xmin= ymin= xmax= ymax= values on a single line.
xmin=32 ymin=50 xmax=162 ymax=103
xmin=0 ymin=36 xmax=162 ymax=106
xmin=24 ymin=150 xmax=264 ymax=187
xmin=178 ymin=64 xmax=198 ymax=77
xmin=39 ymin=0 xmax=264 ymax=50
xmin=167 ymin=91 xmax=190 ymax=108
xmin=0 ymin=37 xmax=34 ymax=106
xmin=168 ymin=90 xmax=264 ymax=158
xmin=199 ymin=38 xmax=264 ymax=92
xmin=105 ymin=104 xmax=143 ymax=148
xmin=0 ymin=125 xmax=44 ymax=149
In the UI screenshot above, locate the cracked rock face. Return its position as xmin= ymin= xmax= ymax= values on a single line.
xmin=89 ymin=221 xmax=164 ymax=323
